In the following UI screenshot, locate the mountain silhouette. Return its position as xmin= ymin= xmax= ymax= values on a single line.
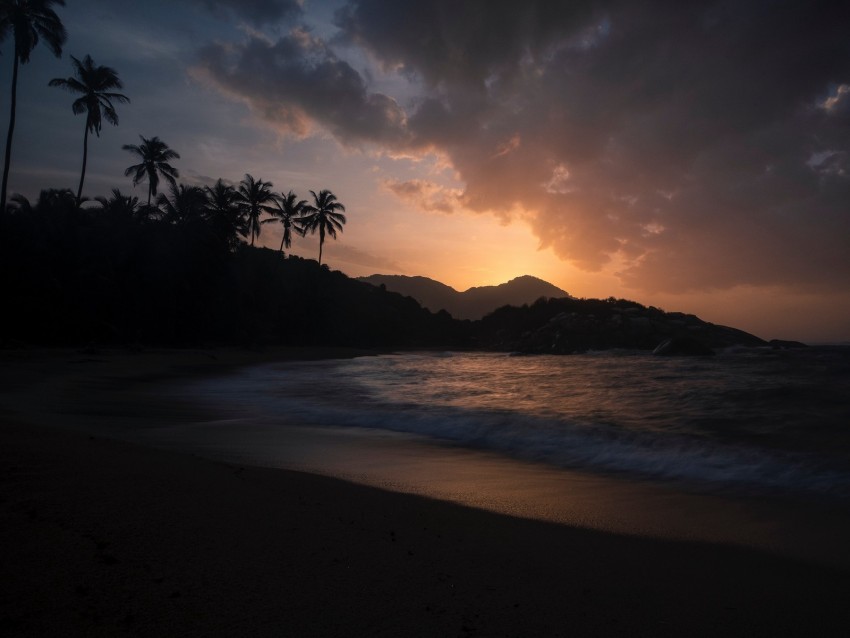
xmin=358 ymin=274 xmax=571 ymax=320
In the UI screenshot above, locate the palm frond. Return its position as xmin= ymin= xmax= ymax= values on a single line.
xmin=9 ymin=1 xmax=66 ymax=63
xmin=102 ymin=104 xmax=119 ymax=127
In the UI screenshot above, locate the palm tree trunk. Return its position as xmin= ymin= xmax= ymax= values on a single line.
xmin=1 ymin=55 xmax=20 ymax=216
xmin=280 ymin=223 xmax=294 ymax=258
xmin=76 ymin=122 xmax=90 ymax=207
xmin=147 ymin=182 xmax=152 ymax=207
xmin=318 ymin=225 xmax=325 ymax=265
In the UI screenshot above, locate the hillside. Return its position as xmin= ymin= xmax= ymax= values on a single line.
xmin=0 ymin=202 xmax=468 ymax=349
xmin=358 ymin=274 xmax=571 ymax=320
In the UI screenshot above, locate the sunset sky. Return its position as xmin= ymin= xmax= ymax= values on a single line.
xmin=2 ymin=0 xmax=849 ymax=342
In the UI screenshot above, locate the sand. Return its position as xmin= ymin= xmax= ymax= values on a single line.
xmin=2 ymin=347 xmax=849 ymax=636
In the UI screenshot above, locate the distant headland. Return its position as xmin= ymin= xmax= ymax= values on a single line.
xmin=357 ymin=274 xmax=572 ymax=321
xmin=359 ymin=273 xmax=770 ymax=354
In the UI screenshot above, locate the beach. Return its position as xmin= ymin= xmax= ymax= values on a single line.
xmin=2 ymin=347 xmax=850 ymax=636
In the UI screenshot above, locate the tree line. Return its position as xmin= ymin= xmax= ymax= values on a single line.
xmin=0 ymin=185 xmax=466 ymax=347
xmin=1 ymin=0 xmax=346 ymax=264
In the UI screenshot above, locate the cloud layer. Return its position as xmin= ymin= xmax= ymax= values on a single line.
xmin=196 ymin=27 xmax=409 ymax=145
xmin=197 ymin=0 xmax=850 ymax=293
xmin=193 ymin=0 xmax=302 ymax=24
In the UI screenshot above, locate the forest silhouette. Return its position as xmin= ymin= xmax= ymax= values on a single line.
xmin=0 ymin=185 xmax=466 ymax=347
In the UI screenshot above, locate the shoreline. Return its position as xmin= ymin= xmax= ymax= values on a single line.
xmin=3 ymin=347 xmax=850 ymax=635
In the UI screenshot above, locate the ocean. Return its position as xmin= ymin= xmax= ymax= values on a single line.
xmin=138 ymin=347 xmax=850 ymax=565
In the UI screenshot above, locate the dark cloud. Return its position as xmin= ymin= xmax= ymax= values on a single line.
xmin=383 ymin=179 xmax=461 ymax=214
xmin=334 ymin=0 xmax=850 ymax=292
xmin=200 ymin=0 xmax=850 ymax=292
xmin=334 ymin=0 xmax=601 ymax=87
xmin=192 ymin=0 xmax=302 ymax=24
xmin=195 ymin=28 xmax=409 ymax=146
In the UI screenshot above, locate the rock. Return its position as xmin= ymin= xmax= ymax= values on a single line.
xmin=652 ymin=336 xmax=715 ymax=356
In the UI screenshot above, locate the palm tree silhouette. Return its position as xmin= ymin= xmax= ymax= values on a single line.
xmin=262 ymin=190 xmax=307 ymax=257
xmin=12 ymin=187 xmax=76 ymax=214
xmin=123 ymin=136 xmax=179 ymax=206
xmin=157 ymin=183 xmax=206 ymax=226
xmin=94 ymin=188 xmax=138 ymax=218
xmin=205 ymin=178 xmax=248 ymax=249
xmin=6 ymin=191 xmax=33 ymax=214
xmin=49 ymin=54 xmax=129 ymax=206
xmin=0 ymin=0 xmax=66 ymax=214
xmin=237 ymin=174 xmax=275 ymax=246
xmin=300 ymin=189 xmax=347 ymax=266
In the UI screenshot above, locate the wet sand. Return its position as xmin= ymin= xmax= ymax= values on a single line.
xmin=2 ymin=347 xmax=850 ymax=636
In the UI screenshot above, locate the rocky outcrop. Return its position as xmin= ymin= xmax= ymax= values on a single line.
xmin=475 ymin=297 xmax=766 ymax=354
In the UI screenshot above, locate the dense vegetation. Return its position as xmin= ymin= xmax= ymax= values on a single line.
xmin=0 ymin=189 xmax=468 ymax=348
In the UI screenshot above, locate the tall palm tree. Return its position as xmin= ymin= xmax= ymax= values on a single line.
xmin=236 ymin=173 xmax=275 ymax=246
xmin=262 ymin=190 xmax=306 ymax=257
xmin=205 ymin=178 xmax=247 ymax=249
xmin=299 ymin=189 xmax=346 ymax=266
xmin=0 ymin=0 xmax=66 ymax=214
xmin=123 ymin=135 xmax=179 ymax=205
xmin=49 ymin=54 xmax=129 ymax=206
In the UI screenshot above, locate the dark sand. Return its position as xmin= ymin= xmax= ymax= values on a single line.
xmin=2 ymin=347 xmax=849 ymax=636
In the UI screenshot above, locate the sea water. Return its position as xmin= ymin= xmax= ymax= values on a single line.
xmin=176 ymin=347 xmax=850 ymax=499
xmin=139 ymin=347 xmax=850 ymax=565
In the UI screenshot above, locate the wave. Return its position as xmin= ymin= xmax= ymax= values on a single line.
xmin=252 ymin=393 xmax=850 ymax=499
xmin=188 ymin=353 xmax=850 ymax=499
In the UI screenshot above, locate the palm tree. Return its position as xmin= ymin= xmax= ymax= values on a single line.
xmin=37 ymin=187 xmax=76 ymax=209
xmin=299 ymin=189 xmax=347 ymax=266
xmin=94 ymin=188 xmax=138 ymax=218
xmin=205 ymin=178 xmax=247 ymax=249
xmin=21 ymin=187 xmax=76 ymax=214
xmin=49 ymin=54 xmax=129 ymax=206
xmin=205 ymin=179 xmax=240 ymax=215
xmin=123 ymin=135 xmax=179 ymax=205
xmin=262 ymin=190 xmax=306 ymax=257
xmin=6 ymin=191 xmax=32 ymax=214
xmin=236 ymin=173 xmax=275 ymax=246
xmin=157 ymin=182 xmax=206 ymax=226
xmin=0 ymin=0 xmax=67 ymax=214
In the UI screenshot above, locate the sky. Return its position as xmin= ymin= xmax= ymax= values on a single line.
xmin=2 ymin=0 xmax=849 ymax=342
